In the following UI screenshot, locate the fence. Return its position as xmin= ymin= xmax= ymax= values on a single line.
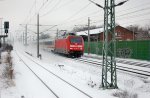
xmin=84 ymin=40 xmax=150 ymax=61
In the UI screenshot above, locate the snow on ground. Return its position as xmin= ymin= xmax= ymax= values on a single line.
xmin=0 ymin=42 xmax=150 ymax=98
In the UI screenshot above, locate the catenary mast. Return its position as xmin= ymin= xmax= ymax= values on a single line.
xmin=102 ymin=0 xmax=117 ymax=89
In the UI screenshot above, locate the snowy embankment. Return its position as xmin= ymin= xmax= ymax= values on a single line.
xmin=0 ymin=42 xmax=150 ymax=98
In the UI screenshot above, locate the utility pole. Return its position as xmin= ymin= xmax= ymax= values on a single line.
xmin=56 ymin=28 xmax=59 ymax=39
xmin=132 ymin=26 xmax=135 ymax=40
xmin=25 ymin=24 xmax=27 ymax=45
xmin=23 ymin=32 xmax=24 ymax=44
xmin=130 ymin=25 xmax=134 ymax=40
xmin=132 ymin=27 xmax=135 ymax=40
xmin=0 ymin=18 xmax=2 ymax=43
xmin=3 ymin=36 xmax=5 ymax=45
xmin=37 ymin=13 xmax=39 ymax=58
xmin=88 ymin=17 xmax=90 ymax=54
xmin=22 ymin=32 xmax=24 ymax=45
xmin=20 ymin=24 xmax=28 ymax=45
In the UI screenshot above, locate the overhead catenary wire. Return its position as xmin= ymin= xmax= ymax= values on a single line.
xmin=51 ymin=0 xmax=150 ymax=29
xmin=56 ymin=2 xmax=91 ymax=27
xmin=89 ymin=6 xmax=150 ymax=24
xmin=116 ymin=1 xmax=150 ymax=13
xmin=91 ymin=11 xmax=150 ymax=24
xmin=27 ymin=0 xmax=146 ymax=23
xmin=40 ymin=25 xmax=57 ymax=33
xmin=37 ymin=0 xmax=52 ymax=12
xmin=23 ymin=0 xmax=53 ymax=24
xmin=118 ymin=19 xmax=150 ymax=26
xmin=38 ymin=1 xmax=93 ymax=32
xmin=22 ymin=0 xmax=37 ymax=24
xmin=21 ymin=0 xmax=150 ymax=36
xmin=40 ymin=0 xmax=79 ymax=17
xmin=40 ymin=0 xmax=62 ymax=17
xmin=23 ymin=0 xmax=150 ymax=23
xmin=118 ymin=6 xmax=150 ymax=17
xmin=72 ymin=0 xmax=150 ymax=21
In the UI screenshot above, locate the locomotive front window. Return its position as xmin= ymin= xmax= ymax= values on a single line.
xmin=70 ymin=37 xmax=82 ymax=43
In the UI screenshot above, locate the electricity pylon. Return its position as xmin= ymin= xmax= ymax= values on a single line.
xmin=89 ymin=0 xmax=128 ymax=89
xmin=102 ymin=0 xmax=117 ymax=89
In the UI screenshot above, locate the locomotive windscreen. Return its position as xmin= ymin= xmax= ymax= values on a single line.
xmin=70 ymin=37 xmax=82 ymax=43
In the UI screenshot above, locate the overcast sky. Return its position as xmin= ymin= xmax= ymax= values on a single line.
xmin=0 ymin=0 xmax=150 ymax=37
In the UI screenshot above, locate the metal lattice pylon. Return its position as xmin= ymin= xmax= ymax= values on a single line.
xmin=102 ymin=0 xmax=118 ymax=89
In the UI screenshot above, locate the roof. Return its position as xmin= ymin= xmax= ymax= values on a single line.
xmin=75 ymin=28 xmax=103 ymax=36
xmin=75 ymin=25 xmax=134 ymax=36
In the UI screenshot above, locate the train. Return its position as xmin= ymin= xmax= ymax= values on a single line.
xmin=40 ymin=34 xmax=84 ymax=57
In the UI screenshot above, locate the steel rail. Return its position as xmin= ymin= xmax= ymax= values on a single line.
xmin=24 ymin=51 xmax=93 ymax=98
xmin=16 ymin=52 xmax=60 ymax=98
xmin=74 ymin=58 xmax=150 ymax=77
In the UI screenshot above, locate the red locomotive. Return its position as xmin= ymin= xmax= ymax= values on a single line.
xmin=54 ymin=35 xmax=84 ymax=57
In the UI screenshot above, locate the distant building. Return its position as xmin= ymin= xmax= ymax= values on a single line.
xmin=76 ymin=25 xmax=134 ymax=41
xmin=99 ymin=25 xmax=134 ymax=41
xmin=76 ymin=28 xmax=103 ymax=41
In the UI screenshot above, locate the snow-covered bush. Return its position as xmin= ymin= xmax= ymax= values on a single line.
xmin=0 ymin=51 xmax=14 ymax=79
xmin=112 ymin=89 xmax=138 ymax=98
xmin=141 ymin=77 xmax=150 ymax=83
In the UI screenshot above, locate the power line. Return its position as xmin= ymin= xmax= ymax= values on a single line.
xmin=40 ymin=0 xmax=74 ymax=17
xmin=40 ymin=25 xmax=57 ymax=33
xmin=64 ymin=3 xmax=91 ymax=21
xmin=118 ymin=19 xmax=150 ymax=26
xmin=23 ymin=0 xmax=150 ymax=34
xmin=57 ymin=2 xmax=91 ymax=27
xmin=23 ymin=0 xmax=37 ymax=24
xmin=117 ymin=6 xmax=150 ymax=17
xmin=23 ymin=0 xmax=52 ymax=24
xmin=90 ymin=6 xmax=150 ymax=24
xmin=40 ymin=0 xmax=62 ymax=17
xmin=54 ymin=1 xmax=150 ymax=28
xmin=117 ymin=12 xmax=150 ymax=20
xmin=81 ymin=0 xmax=150 ymax=21
xmin=116 ymin=1 xmax=150 ymax=13
xmin=38 ymin=0 xmax=54 ymax=13
xmin=56 ymin=13 xmax=150 ymax=33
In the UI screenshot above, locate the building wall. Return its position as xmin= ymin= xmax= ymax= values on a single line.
xmin=99 ymin=26 xmax=134 ymax=41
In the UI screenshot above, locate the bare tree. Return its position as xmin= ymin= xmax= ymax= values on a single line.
xmin=126 ymin=25 xmax=150 ymax=40
xmin=39 ymin=33 xmax=50 ymax=39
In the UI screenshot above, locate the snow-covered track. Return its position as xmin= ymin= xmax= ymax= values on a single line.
xmin=74 ymin=58 xmax=150 ymax=77
xmin=16 ymin=52 xmax=60 ymax=98
xmin=16 ymin=51 xmax=93 ymax=98
xmin=83 ymin=55 xmax=150 ymax=68
xmin=117 ymin=59 xmax=150 ymax=68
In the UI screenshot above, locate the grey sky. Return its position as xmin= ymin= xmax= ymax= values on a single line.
xmin=0 ymin=0 xmax=150 ymax=37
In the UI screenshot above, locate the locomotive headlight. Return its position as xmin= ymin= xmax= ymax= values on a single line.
xmin=70 ymin=45 xmax=75 ymax=47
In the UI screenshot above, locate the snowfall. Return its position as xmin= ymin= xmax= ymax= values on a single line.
xmin=0 ymin=42 xmax=150 ymax=98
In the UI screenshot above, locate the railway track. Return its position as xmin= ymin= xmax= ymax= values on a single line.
xmin=74 ymin=57 xmax=150 ymax=77
xmin=117 ymin=59 xmax=150 ymax=68
xmin=48 ymin=51 xmax=150 ymax=77
xmin=16 ymin=52 xmax=59 ymax=98
xmin=16 ymin=51 xmax=93 ymax=98
xmin=83 ymin=55 xmax=150 ymax=68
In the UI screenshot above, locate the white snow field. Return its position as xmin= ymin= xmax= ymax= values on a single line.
xmin=0 ymin=42 xmax=150 ymax=98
